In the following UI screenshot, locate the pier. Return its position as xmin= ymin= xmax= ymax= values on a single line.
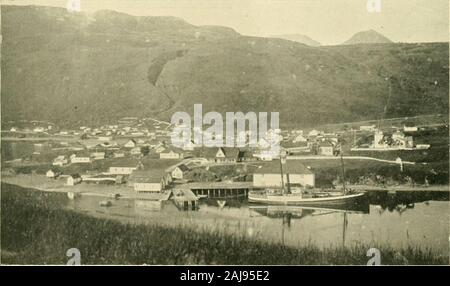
xmin=172 ymin=189 xmax=199 ymax=210
xmin=175 ymin=182 xmax=253 ymax=199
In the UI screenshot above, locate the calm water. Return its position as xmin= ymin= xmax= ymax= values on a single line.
xmin=3 ymin=141 xmax=449 ymax=251
xmin=64 ymin=191 xmax=449 ymax=252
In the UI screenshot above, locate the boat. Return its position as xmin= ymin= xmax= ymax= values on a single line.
xmin=99 ymin=200 xmax=112 ymax=207
xmin=248 ymin=189 xmax=366 ymax=206
xmin=248 ymin=149 xmax=367 ymax=207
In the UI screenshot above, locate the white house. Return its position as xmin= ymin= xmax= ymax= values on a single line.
xmin=124 ymin=139 xmax=137 ymax=148
xmin=253 ymin=161 xmax=315 ymax=188
xmin=154 ymin=144 xmax=166 ymax=154
xmin=360 ymin=125 xmax=377 ymax=132
xmin=181 ymin=140 xmax=196 ymax=151
xmin=98 ymin=136 xmax=112 ymax=141
xmin=403 ymin=126 xmax=418 ymax=132
xmin=308 ymin=129 xmax=321 ymax=137
xmin=293 ymin=134 xmax=307 ymax=143
xmin=129 ymin=169 xmax=171 ymax=193
xmin=319 ymin=142 xmax=334 ymax=156
xmin=171 ymin=164 xmax=190 ymax=179
xmin=113 ymin=152 xmax=125 ymax=158
xmin=67 ymin=174 xmax=82 ymax=186
xmin=416 ymin=144 xmax=430 ymax=150
xmin=109 ymin=160 xmax=142 ymax=175
xmin=392 ymin=131 xmax=413 ymax=148
xmin=373 ymin=130 xmax=386 ymax=149
xmin=70 ymin=155 xmax=91 ymax=164
xmin=130 ymin=147 xmax=143 ymax=156
xmin=90 ymin=152 xmax=105 ymax=160
xmin=46 ymin=169 xmax=61 ymax=178
xmin=160 ymin=149 xmax=183 ymax=159
xmin=53 ymin=155 xmax=68 ymax=166
xmin=134 ymin=182 xmax=163 ymax=193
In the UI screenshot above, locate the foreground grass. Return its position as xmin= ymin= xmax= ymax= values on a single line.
xmin=1 ymin=184 xmax=448 ymax=265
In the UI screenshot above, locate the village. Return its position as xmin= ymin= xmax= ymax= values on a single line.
xmin=1 ymin=114 xmax=447 ymax=212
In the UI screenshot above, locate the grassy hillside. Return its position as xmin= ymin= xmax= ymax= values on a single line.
xmin=1 ymin=5 xmax=448 ymax=128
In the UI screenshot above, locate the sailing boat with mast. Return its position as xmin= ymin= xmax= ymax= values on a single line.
xmin=248 ymin=148 xmax=367 ymax=206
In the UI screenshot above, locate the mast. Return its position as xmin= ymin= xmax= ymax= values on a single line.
xmin=342 ymin=212 xmax=348 ymax=247
xmin=339 ymin=146 xmax=346 ymax=195
xmin=279 ymin=155 xmax=285 ymax=195
xmin=286 ymin=173 xmax=291 ymax=194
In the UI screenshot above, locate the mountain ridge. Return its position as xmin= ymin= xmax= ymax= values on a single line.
xmin=343 ymin=29 xmax=393 ymax=45
xmin=1 ymin=5 xmax=448 ymax=128
xmin=269 ymin=34 xmax=321 ymax=46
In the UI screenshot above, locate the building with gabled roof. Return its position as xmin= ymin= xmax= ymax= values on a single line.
xmin=46 ymin=168 xmax=61 ymax=179
xmin=124 ymin=139 xmax=137 ymax=148
xmin=253 ymin=160 xmax=314 ymax=188
xmin=128 ymin=169 xmax=172 ymax=193
xmin=200 ymin=147 xmax=241 ymax=163
xmin=67 ymin=174 xmax=82 ymax=186
xmin=160 ymin=147 xmax=184 ymax=159
xmin=171 ymin=164 xmax=190 ymax=179
xmin=318 ymin=141 xmax=335 ymax=156
xmin=109 ymin=159 xmax=143 ymax=175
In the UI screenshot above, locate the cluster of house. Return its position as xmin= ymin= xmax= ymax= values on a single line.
xmin=9 ymin=117 xmax=172 ymax=139
xmin=281 ymin=129 xmax=339 ymax=156
xmin=47 ymin=156 xmax=193 ymax=192
xmin=52 ymin=137 xmax=182 ymax=166
xmin=48 ymin=154 xmax=318 ymax=197
xmin=8 ymin=120 xmax=55 ymax=133
xmin=76 ymin=117 xmax=172 ymax=138
xmin=373 ymin=130 xmax=414 ymax=149
xmin=356 ymin=125 xmax=430 ymax=150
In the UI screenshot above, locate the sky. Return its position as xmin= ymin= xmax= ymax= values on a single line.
xmin=2 ymin=0 xmax=449 ymax=45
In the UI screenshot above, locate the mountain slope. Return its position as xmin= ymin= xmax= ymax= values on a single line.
xmin=270 ymin=34 xmax=321 ymax=46
xmin=1 ymin=5 xmax=448 ymax=128
xmin=343 ymin=29 xmax=393 ymax=45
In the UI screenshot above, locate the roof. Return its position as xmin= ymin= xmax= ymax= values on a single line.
xmin=109 ymin=158 xmax=141 ymax=168
xmin=253 ymin=160 xmax=313 ymax=175
xmin=222 ymin=147 xmax=240 ymax=158
xmin=238 ymin=149 xmax=254 ymax=158
xmin=73 ymin=150 xmax=91 ymax=157
xmin=161 ymin=146 xmax=183 ymax=153
xmin=128 ymin=169 xmax=167 ymax=183
xmin=198 ymin=147 xmax=241 ymax=158
xmin=175 ymin=164 xmax=190 ymax=172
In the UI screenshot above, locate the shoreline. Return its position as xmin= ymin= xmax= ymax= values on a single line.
xmin=1 ymin=174 xmax=448 ymax=199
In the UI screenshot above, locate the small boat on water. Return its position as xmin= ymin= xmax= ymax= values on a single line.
xmin=249 ymin=149 xmax=367 ymax=207
xmin=248 ymin=189 xmax=366 ymax=207
xmin=99 ymin=200 xmax=113 ymax=207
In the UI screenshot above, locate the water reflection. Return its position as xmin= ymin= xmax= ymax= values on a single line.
xmin=367 ymin=191 xmax=449 ymax=212
xmin=64 ymin=189 xmax=449 ymax=252
xmin=249 ymin=203 xmax=368 ymax=246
